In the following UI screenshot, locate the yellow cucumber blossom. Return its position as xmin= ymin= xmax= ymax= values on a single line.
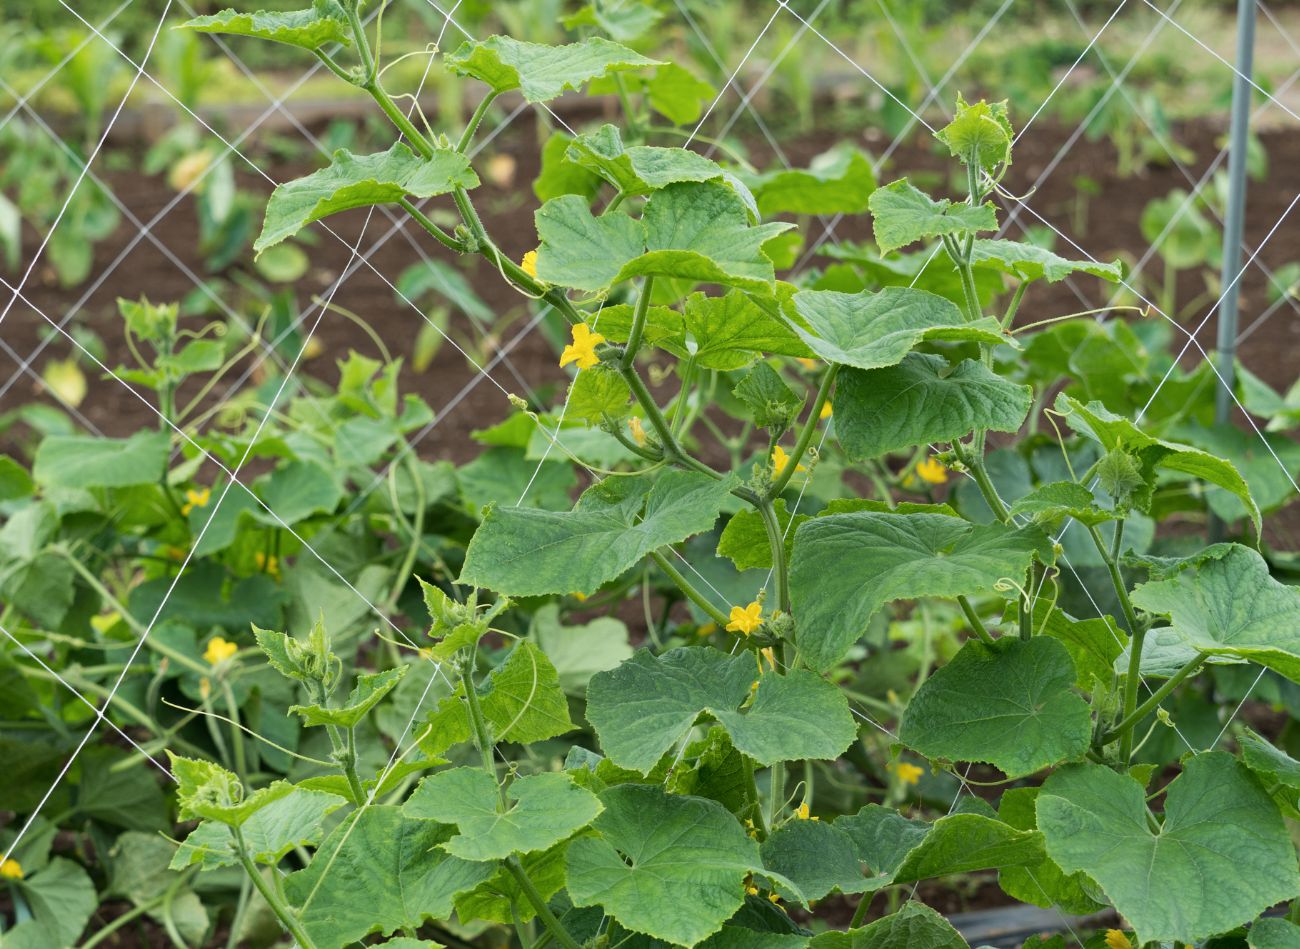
xmin=771 ymin=446 xmax=806 ymax=476
xmin=697 ymin=622 xmax=717 ymax=637
xmin=521 ymin=249 xmax=539 ymax=278
xmin=726 ymin=601 xmax=763 ymax=636
xmin=1104 ymin=931 xmax=1132 ymax=949
xmin=0 ymin=858 xmax=23 ymax=880
xmin=915 ymin=457 xmax=948 ymax=485
xmin=759 ymin=647 xmax=777 ymax=672
xmin=181 ymin=486 xmax=210 ymax=516
xmin=559 ymin=323 xmax=604 ymax=370
xmin=204 ymin=636 xmax=238 ymax=666
xmin=795 ymin=801 xmax=819 ymax=821
xmin=890 ymin=761 xmax=924 ymax=786
xmin=255 ymin=551 xmax=279 ymax=578
xmin=820 ymin=400 xmax=833 ymax=420
xmin=628 ymin=416 xmax=647 ymax=447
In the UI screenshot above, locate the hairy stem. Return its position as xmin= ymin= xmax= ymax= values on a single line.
xmin=233 ymin=828 xmax=315 ymax=949
xmin=1100 ymin=653 xmax=1207 ymax=745
xmin=649 ymin=550 xmax=730 ymax=628
xmin=768 ymin=364 xmax=838 ymax=499
xmin=957 ymin=595 xmax=996 ymax=646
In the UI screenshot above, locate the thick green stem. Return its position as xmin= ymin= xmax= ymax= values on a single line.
xmin=367 ymin=80 xmax=434 ymax=155
xmin=954 ymin=443 xmax=1011 ymax=523
xmin=649 ymin=550 xmax=730 ymax=628
xmin=1101 ymin=653 xmax=1207 ymax=745
xmin=342 ymin=727 xmax=366 ymax=803
xmin=621 ymin=277 xmax=654 ymax=371
xmin=346 ymin=0 xmax=376 ymax=83
xmin=768 ymin=364 xmax=838 ymax=499
xmin=757 ymin=500 xmax=791 ymax=614
xmin=400 ymin=199 xmax=466 ymax=253
xmin=457 ymin=93 xmax=498 ymax=153
xmin=1086 ymin=521 xmax=1145 ymax=762
xmin=1000 ymin=281 xmax=1028 ymax=330
xmin=957 ymin=596 xmax=996 ymax=646
xmin=233 ymin=828 xmax=315 ymax=949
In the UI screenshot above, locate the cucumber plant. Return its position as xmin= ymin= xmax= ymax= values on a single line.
xmin=32 ymin=1 xmax=1300 ymax=946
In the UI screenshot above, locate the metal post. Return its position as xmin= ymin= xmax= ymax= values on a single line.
xmin=1210 ymin=0 xmax=1256 ymax=541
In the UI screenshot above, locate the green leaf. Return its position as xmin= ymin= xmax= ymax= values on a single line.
xmin=32 ymin=430 xmax=168 ymax=489
xmin=808 ymin=902 xmax=970 ymax=948
xmin=458 ymin=446 xmax=577 ymax=512
xmin=586 ymin=647 xmax=857 ymax=772
xmin=1056 ymin=394 xmax=1261 ymax=536
xmin=734 ymin=362 xmax=804 ymax=432
xmin=256 ymin=143 xmax=479 ymax=252
xmin=899 ymin=637 xmax=1091 ymax=778
xmin=683 ymin=290 xmax=810 ymax=370
xmin=1037 ymin=753 xmax=1300 ymax=946
xmin=1239 ymin=728 xmax=1300 ymax=792
xmin=423 ymin=641 xmax=574 ymax=755
xmin=1129 ymin=543 xmax=1300 ymax=682
xmin=996 ymin=787 xmax=1104 ymax=914
xmin=1251 ymin=918 xmax=1300 ymax=948
xmin=454 ymin=841 xmax=568 ymax=924
xmin=0 ymin=455 xmax=34 ymax=501
xmin=1007 ymin=480 xmax=1117 ymax=527
xmin=252 ymin=458 xmax=342 ymax=525
xmin=180 ymin=0 xmax=351 ymax=51
xmin=171 ymin=787 xmax=346 ymax=869
xmin=447 ymin=35 xmax=661 ymax=102
xmin=1023 ymin=601 xmax=1126 ymax=690
xmin=789 ymin=511 xmax=1053 ymax=671
xmin=566 ymin=124 xmax=730 ymax=196
xmin=284 ymin=806 xmax=495 ymax=948
xmin=718 ymin=500 xmax=805 ymax=572
xmin=6 ymin=858 xmax=97 ymax=949
xmin=567 ymin=364 xmax=631 ymax=422
xmin=760 ymin=819 xmax=870 ymax=900
xmin=868 ymin=179 xmax=997 ymax=254
xmin=532 ymin=603 xmax=633 ymax=691
xmin=533 ymin=194 xmax=644 ymax=291
xmin=169 ymin=755 xmax=294 ymax=828
xmin=460 ymin=470 xmax=735 ymax=596
xmin=836 ymin=803 xmax=1044 ymax=889
xmin=566 ymin=784 xmax=764 ymax=946
xmin=787 ymin=287 xmax=1005 ymax=370
xmin=969 ymin=239 xmax=1123 ymax=284
xmin=290 ymin=666 xmax=406 ymax=729
xmin=404 ymin=767 xmax=601 ymax=860
xmin=834 ymin=354 xmax=1031 ymax=458
xmin=934 ymin=96 xmax=1013 ymax=172
xmin=533 ymin=133 xmax=602 ymax=203
xmin=616 ymin=182 xmax=792 ymax=292
xmin=748 ymin=144 xmax=877 ymax=216
xmin=563 ymin=0 xmax=663 ymax=41
xmin=646 ymin=62 xmax=715 ymax=125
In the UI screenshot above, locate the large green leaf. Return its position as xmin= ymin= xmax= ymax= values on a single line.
xmin=834 ymin=354 xmax=1031 ymax=458
xmin=760 ymin=820 xmax=871 ymax=901
xmin=1129 ymin=543 xmax=1300 ymax=681
xmin=868 ymin=179 xmax=997 ymax=254
xmin=404 ymin=767 xmax=601 ymax=861
xmin=616 ymin=182 xmax=792 ymax=291
xmin=5 ymin=858 xmax=97 ymax=949
xmin=834 ymin=803 xmax=1043 ymax=890
xmin=969 ymin=239 xmax=1123 ymax=284
xmin=996 ymin=787 xmax=1104 ymax=914
xmin=789 ymin=511 xmax=1052 ymax=671
xmin=32 ymin=430 xmax=168 ymax=489
xmin=180 ymin=1 xmax=351 ymax=50
xmin=533 ymin=194 xmax=645 ymax=291
xmin=460 ymin=470 xmax=735 ymax=596
xmin=423 ymin=641 xmax=574 ymax=755
xmin=289 ymin=667 xmax=406 ymax=730
xmin=682 ymin=290 xmax=810 ymax=370
xmin=747 ymin=144 xmax=877 ymax=216
xmin=1007 ymin=481 xmax=1117 ymax=528
xmin=284 ymin=807 xmax=494 ymax=948
xmin=1037 ymin=753 xmax=1300 ymax=946
xmin=566 ymin=784 xmax=765 ymax=946
xmin=718 ymin=499 xmax=805 ymax=571
xmin=808 ymin=902 xmax=969 ymax=948
xmin=566 ymin=125 xmax=730 ymax=196
xmin=1251 ymin=918 xmax=1300 ymax=948
xmin=787 ymin=288 xmax=1004 ymax=370
xmin=899 ymin=637 xmax=1092 ymax=778
xmin=447 ymin=35 xmax=660 ymax=102
xmin=256 ymin=143 xmax=479 ymax=252
xmin=1056 ymin=394 xmax=1261 ymax=536
xmin=586 ymin=647 xmax=856 ymax=771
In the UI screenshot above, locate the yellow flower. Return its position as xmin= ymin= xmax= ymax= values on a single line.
xmin=795 ymin=801 xmax=819 ymax=821
xmin=559 ymin=323 xmax=604 ymax=370
xmin=697 ymin=622 xmax=717 ymax=637
xmin=820 ymin=400 xmax=833 ymax=420
xmin=181 ymin=487 xmax=210 ymax=516
xmin=572 ymin=591 xmax=588 ymax=602
xmin=0 ymin=858 xmax=23 ymax=880
xmin=1104 ymin=931 xmax=1132 ymax=949
xmin=915 ymin=457 xmax=948 ymax=485
xmin=891 ymin=762 xmax=924 ymax=786
xmin=203 ymin=636 xmax=238 ymax=666
xmin=759 ymin=646 xmax=777 ymax=672
xmin=726 ymin=601 xmax=763 ymax=636
xmin=767 ymin=892 xmax=780 ymax=904
xmin=745 ymin=884 xmax=759 ymax=896
xmin=797 ymin=358 xmax=818 ymax=370
xmin=255 ymin=552 xmax=279 ymax=578
xmin=628 ymin=416 xmax=647 ymax=447
xmin=90 ymin=611 xmax=121 ymax=634
xmin=771 ymin=446 xmax=806 ymax=476
xmin=521 ymin=249 xmax=539 ymax=278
